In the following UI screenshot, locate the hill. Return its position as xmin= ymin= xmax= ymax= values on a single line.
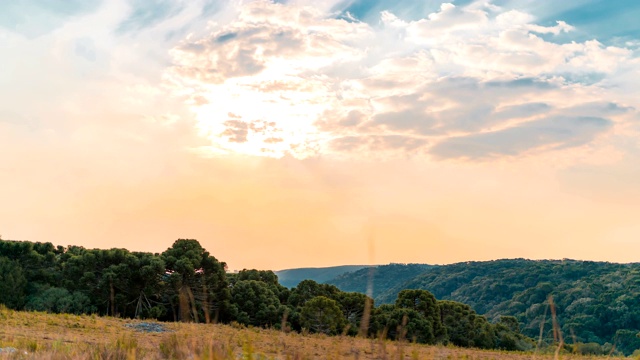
xmin=373 ymin=259 xmax=640 ymax=353
xmin=0 ymin=306 xmax=606 ymax=359
xmin=274 ymin=265 xmax=368 ymax=288
xmin=325 ymin=263 xmax=433 ymax=301
xmin=2 ymin=239 xmax=639 ymax=355
xmin=0 ymin=239 xmax=536 ymax=353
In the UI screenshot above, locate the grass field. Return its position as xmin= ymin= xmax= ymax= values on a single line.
xmin=0 ymin=306 xmax=628 ymax=359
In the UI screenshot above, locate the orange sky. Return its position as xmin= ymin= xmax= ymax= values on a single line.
xmin=3 ymin=146 xmax=639 ymax=270
xmin=1 ymin=0 xmax=640 ymax=270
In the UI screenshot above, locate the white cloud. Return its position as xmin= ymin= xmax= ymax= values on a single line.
xmin=5 ymin=0 xmax=635 ymax=163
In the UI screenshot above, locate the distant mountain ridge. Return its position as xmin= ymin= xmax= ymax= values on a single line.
xmin=319 ymin=258 xmax=640 ymax=353
xmin=325 ymin=263 xmax=434 ymax=301
xmin=274 ymin=265 xmax=368 ymax=288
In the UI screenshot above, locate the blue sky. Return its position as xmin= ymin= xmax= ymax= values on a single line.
xmin=3 ymin=0 xmax=639 ymax=40
xmin=334 ymin=0 xmax=640 ymax=43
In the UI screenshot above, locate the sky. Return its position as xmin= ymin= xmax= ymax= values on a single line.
xmin=1 ymin=0 xmax=640 ymax=271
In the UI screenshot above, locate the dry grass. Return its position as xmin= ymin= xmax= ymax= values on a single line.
xmin=0 ymin=307 xmax=625 ymax=359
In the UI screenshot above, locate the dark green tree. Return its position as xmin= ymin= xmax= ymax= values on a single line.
xmin=0 ymin=256 xmax=27 ymax=309
xmin=438 ymin=300 xmax=478 ymax=347
xmin=614 ymin=329 xmax=640 ymax=356
xmin=25 ymin=286 xmax=94 ymax=314
xmin=229 ymin=280 xmax=283 ymax=327
xmin=370 ymin=304 xmax=438 ymax=343
xmin=128 ymin=252 xmax=166 ymax=319
xmin=300 ymin=296 xmax=346 ymax=335
xmin=288 ymin=280 xmax=341 ymax=307
xmin=396 ymin=289 xmax=446 ymax=342
xmin=162 ymin=239 xmax=228 ymax=323
xmin=335 ymin=292 xmax=372 ymax=335
xmin=233 ymin=269 xmax=289 ymax=303
xmin=498 ymin=315 xmax=520 ymax=333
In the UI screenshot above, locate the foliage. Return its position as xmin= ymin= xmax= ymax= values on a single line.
xmin=300 ymin=296 xmax=346 ymax=335
xmin=326 ymin=263 xmax=432 ymax=301
xmin=230 ymin=269 xmax=290 ymax=303
xmin=0 ymin=256 xmax=27 ymax=308
xmin=161 ymin=239 xmax=229 ymax=323
xmin=25 ymin=286 xmax=94 ymax=314
xmin=335 ymin=291 xmax=371 ymax=335
xmin=229 ymin=280 xmax=283 ymax=327
xmin=369 ymin=259 xmax=640 ymax=355
xmin=395 ymin=289 xmax=446 ymax=342
xmin=275 ymin=265 xmax=368 ymax=288
xmin=370 ymin=305 xmax=435 ymax=343
xmin=438 ymin=300 xmax=493 ymax=348
xmin=1 ymin=235 xmax=638 ymax=356
xmin=288 ymin=279 xmax=342 ymax=308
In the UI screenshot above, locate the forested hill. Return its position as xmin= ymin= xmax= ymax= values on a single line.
xmin=370 ymin=259 xmax=640 ymax=352
xmin=274 ymin=265 xmax=368 ymax=288
xmin=0 ymin=239 xmax=534 ymax=353
xmin=2 ymin=239 xmax=639 ymax=354
xmin=325 ymin=263 xmax=433 ymax=300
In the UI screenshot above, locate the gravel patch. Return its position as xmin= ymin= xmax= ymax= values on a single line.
xmin=125 ymin=322 xmax=172 ymax=333
xmin=0 ymin=347 xmax=28 ymax=355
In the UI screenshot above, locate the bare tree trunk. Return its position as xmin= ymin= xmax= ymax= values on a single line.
xmin=179 ymin=286 xmax=190 ymax=322
xmin=110 ymin=280 xmax=115 ymax=317
xmin=187 ymin=286 xmax=199 ymax=324
xmin=202 ymin=284 xmax=210 ymax=324
xmin=169 ymin=296 xmax=177 ymax=322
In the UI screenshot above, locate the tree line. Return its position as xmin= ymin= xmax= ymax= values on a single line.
xmin=347 ymin=259 xmax=640 ymax=355
xmin=0 ymin=238 xmax=531 ymax=351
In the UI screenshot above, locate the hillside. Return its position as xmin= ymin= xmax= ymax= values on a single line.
xmin=0 ymin=238 xmax=539 ymax=354
xmin=0 ymin=306 xmax=610 ymax=359
xmin=3 ymin=239 xmax=639 ymax=355
xmin=0 ymin=239 xmax=539 ymax=353
xmin=325 ymin=263 xmax=433 ymax=301
xmin=373 ymin=259 xmax=640 ymax=353
xmin=274 ymin=265 xmax=368 ymax=288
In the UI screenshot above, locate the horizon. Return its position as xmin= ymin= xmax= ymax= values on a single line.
xmin=3 ymin=236 xmax=638 ymax=272
xmin=2 ymin=0 xmax=640 ymax=270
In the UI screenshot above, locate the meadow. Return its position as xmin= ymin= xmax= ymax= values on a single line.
xmin=0 ymin=306 xmax=628 ymax=360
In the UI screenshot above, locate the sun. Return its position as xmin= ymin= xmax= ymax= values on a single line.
xmin=188 ymin=72 xmax=333 ymax=159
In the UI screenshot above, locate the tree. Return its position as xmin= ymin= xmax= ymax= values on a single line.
xmin=498 ymin=315 xmax=520 ymax=333
xmin=396 ymin=289 xmax=446 ymax=342
xmin=233 ymin=269 xmax=289 ymax=303
xmin=335 ymin=292 xmax=372 ymax=335
xmin=25 ymin=286 xmax=94 ymax=314
xmin=438 ymin=300 xmax=478 ymax=347
xmin=288 ymin=280 xmax=341 ymax=307
xmin=0 ymin=256 xmax=27 ymax=309
xmin=300 ymin=296 xmax=346 ymax=335
xmin=161 ymin=239 xmax=228 ymax=323
xmin=128 ymin=252 xmax=166 ymax=319
xmin=614 ymin=329 xmax=640 ymax=356
xmin=229 ymin=280 xmax=283 ymax=327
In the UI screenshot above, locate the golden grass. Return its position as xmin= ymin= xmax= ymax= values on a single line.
xmin=0 ymin=307 xmax=626 ymax=359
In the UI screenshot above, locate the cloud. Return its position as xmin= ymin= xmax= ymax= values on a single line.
xmin=170 ymin=2 xmax=368 ymax=84
xmin=527 ymin=21 xmax=574 ymax=35
xmin=8 ymin=0 xmax=632 ymax=163
xmin=493 ymin=102 xmax=551 ymax=121
xmin=75 ymin=38 xmax=98 ymax=61
xmin=116 ymin=0 xmax=184 ymax=34
xmin=221 ymin=120 xmax=249 ymax=143
xmin=430 ymin=116 xmax=613 ymax=159
xmin=163 ymin=1 xmax=640 ymax=161
xmin=331 ymin=134 xmax=429 ymax=154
